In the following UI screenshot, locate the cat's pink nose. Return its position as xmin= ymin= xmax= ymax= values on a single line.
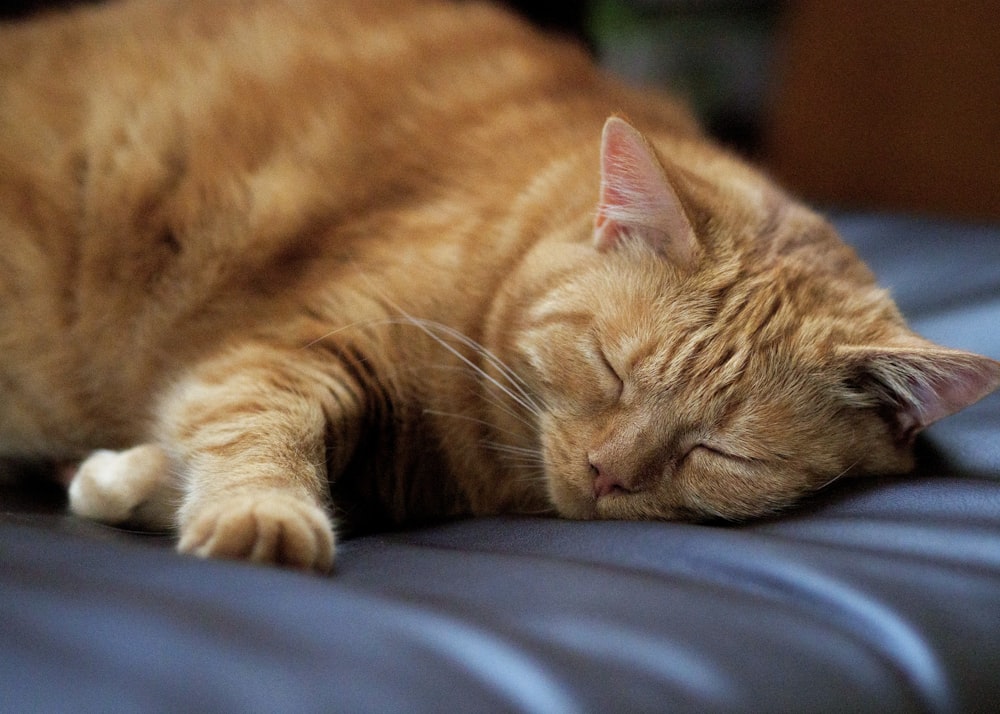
xmin=591 ymin=461 xmax=629 ymax=499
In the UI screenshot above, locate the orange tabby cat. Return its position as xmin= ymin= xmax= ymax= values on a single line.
xmin=2 ymin=0 xmax=998 ymax=571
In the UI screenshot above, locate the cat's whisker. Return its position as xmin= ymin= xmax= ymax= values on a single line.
xmin=816 ymin=459 xmax=861 ymax=491
xmin=479 ymin=439 xmax=547 ymax=478
xmin=416 ymin=362 xmax=537 ymax=430
xmin=374 ymin=309 xmax=544 ymax=419
xmin=323 ymin=276 xmax=544 ymax=424
xmin=481 ymin=442 xmax=542 ymax=458
xmin=481 ymin=445 xmax=545 ymax=468
xmin=427 ymin=368 xmax=539 ymax=435
xmin=411 ymin=321 xmax=542 ymax=418
xmin=422 ymin=409 xmax=525 ymax=443
xmin=299 ymin=318 xmax=388 ymax=350
xmin=476 ymin=383 xmax=541 ymax=433
xmin=406 ymin=318 xmax=546 ymax=414
xmin=514 ymin=470 xmax=551 ymax=491
xmin=490 ymin=454 xmax=547 ymax=470
xmin=305 ymin=315 xmax=542 ymax=436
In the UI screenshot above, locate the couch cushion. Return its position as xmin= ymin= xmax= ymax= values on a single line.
xmin=2 ymin=213 xmax=999 ymax=712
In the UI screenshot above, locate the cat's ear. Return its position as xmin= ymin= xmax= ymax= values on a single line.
xmin=838 ymin=338 xmax=1000 ymax=444
xmin=594 ymin=116 xmax=699 ymax=271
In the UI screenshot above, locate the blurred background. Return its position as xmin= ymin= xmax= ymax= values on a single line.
xmin=5 ymin=0 xmax=999 ymax=221
xmin=507 ymin=0 xmax=1000 ymax=222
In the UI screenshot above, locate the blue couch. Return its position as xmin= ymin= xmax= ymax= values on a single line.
xmin=2 ymin=213 xmax=999 ymax=712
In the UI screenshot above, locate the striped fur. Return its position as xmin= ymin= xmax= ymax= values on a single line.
xmin=2 ymin=0 xmax=998 ymax=570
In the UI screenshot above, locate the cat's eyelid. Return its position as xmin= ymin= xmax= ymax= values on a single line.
xmin=590 ymin=334 xmax=622 ymax=380
xmin=591 ymin=338 xmax=625 ymax=401
xmin=692 ymin=442 xmax=761 ymax=465
xmin=696 ymin=443 xmax=731 ymax=458
xmin=599 ymin=348 xmax=621 ymax=381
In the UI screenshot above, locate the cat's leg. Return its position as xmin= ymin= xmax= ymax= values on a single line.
xmin=157 ymin=341 xmax=363 ymax=572
xmin=67 ymin=443 xmax=180 ymax=530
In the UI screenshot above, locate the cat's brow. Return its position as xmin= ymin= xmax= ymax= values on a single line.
xmin=526 ymin=308 xmax=593 ymax=331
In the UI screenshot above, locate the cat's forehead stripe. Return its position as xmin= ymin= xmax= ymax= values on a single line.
xmin=656 ymin=328 xmax=750 ymax=399
xmin=642 ymin=273 xmax=794 ymax=406
xmin=526 ymin=306 xmax=593 ymax=332
xmin=621 ymin=333 xmax=658 ymax=373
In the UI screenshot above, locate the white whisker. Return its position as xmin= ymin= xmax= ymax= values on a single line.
xmin=431 ymin=370 xmax=530 ymax=436
xmin=416 ymin=363 xmax=538 ymax=432
xmin=816 ymin=459 xmax=860 ymax=491
xmin=405 ymin=318 xmax=545 ymax=414
xmin=400 ymin=316 xmax=542 ymax=418
xmin=299 ymin=318 xmax=385 ymax=349
xmin=308 ymin=275 xmax=548 ymax=492
xmin=475 ymin=384 xmax=540 ymax=432
xmin=422 ymin=409 xmax=525 ymax=442
xmin=481 ymin=444 xmax=545 ymax=466
xmin=344 ymin=279 xmax=541 ymax=416
xmin=481 ymin=442 xmax=541 ymax=458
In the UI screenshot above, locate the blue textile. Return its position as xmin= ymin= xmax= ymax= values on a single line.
xmin=2 ymin=214 xmax=999 ymax=713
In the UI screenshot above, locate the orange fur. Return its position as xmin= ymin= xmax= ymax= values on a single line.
xmin=2 ymin=0 xmax=998 ymax=571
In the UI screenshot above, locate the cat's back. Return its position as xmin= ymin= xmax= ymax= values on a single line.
xmin=0 ymin=0 xmax=698 ymax=453
xmin=2 ymin=0 xmax=695 ymax=201
xmin=0 ymin=0 xmax=618 ymax=271
xmin=4 ymin=0 xmax=538 ymax=450
xmin=0 ymin=0 xmax=599 ymax=163
xmin=0 ymin=0 xmax=695 ymax=333
xmin=0 ymin=0 xmax=530 ymax=174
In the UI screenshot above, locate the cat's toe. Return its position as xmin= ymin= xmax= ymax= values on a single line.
xmin=178 ymin=492 xmax=335 ymax=572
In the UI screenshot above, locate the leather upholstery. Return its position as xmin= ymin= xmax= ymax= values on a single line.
xmin=2 ymin=214 xmax=999 ymax=712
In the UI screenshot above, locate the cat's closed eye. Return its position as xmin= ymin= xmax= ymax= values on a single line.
xmin=689 ymin=444 xmax=757 ymax=464
xmin=594 ymin=341 xmax=624 ymax=398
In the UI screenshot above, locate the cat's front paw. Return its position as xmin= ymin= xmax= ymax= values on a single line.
xmin=68 ymin=444 xmax=176 ymax=529
xmin=178 ymin=492 xmax=335 ymax=572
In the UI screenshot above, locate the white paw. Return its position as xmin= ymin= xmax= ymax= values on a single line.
xmin=178 ymin=492 xmax=335 ymax=572
xmin=68 ymin=444 xmax=177 ymax=529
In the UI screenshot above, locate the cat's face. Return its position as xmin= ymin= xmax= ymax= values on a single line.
xmin=515 ymin=244 xmax=905 ymax=522
xmin=497 ymin=117 xmax=1000 ymax=522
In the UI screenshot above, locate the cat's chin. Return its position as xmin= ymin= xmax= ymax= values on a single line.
xmin=546 ymin=474 xmax=682 ymax=521
xmin=546 ymin=478 xmax=599 ymax=520
xmin=548 ymin=477 xmax=697 ymax=522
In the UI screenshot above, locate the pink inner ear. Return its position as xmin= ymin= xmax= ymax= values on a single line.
xmin=910 ymin=355 xmax=1000 ymax=425
xmin=841 ymin=342 xmax=1000 ymax=438
xmin=595 ymin=117 xmax=699 ymax=271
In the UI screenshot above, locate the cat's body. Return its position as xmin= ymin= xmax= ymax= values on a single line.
xmin=2 ymin=0 xmax=998 ymax=570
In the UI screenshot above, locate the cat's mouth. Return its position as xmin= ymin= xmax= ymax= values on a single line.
xmin=548 ymin=473 xmax=660 ymax=520
xmin=549 ymin=470 xmax=706 ymax=522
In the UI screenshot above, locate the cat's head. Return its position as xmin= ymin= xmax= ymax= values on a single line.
xmin=504 ymin=117 xmax=1000 ymax=522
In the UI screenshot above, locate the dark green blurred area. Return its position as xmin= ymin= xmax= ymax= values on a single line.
xmin=480 ymin=0 xmax=781 ymax=154
xmin=587 ymin=0 xmax=779 ymax=155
